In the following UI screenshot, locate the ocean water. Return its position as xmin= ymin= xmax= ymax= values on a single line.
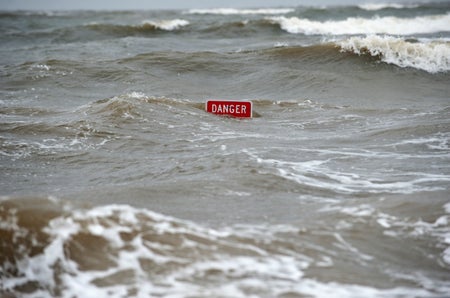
xmin=1 ymin=2 xmax=450 ymax=297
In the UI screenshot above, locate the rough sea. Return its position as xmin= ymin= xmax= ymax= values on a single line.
xmin=1 ymin=2 xmax=450 ymax=297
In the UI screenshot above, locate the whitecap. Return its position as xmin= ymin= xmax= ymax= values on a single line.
xmin=142 ymin=19 xmax=189 ymax=31
xmin=187 ymin=8 xmax=294 ymax=15
xmin=358 ymin=3 xmax=419 ymax=11
xmin=339 ymin=35 xmax=450 ymax=73
xmin=268 ymin=13 xmax=450 ymax=36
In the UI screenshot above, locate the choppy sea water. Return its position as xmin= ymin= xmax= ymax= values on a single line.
xmin=1 ymin=2 xmax=450 ymax=297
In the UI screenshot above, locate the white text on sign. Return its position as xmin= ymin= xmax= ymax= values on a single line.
xmin=205 ymin=100 xmax=252 ymax=118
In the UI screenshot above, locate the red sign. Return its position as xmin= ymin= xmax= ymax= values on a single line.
xmin=205 ymin=100 xmax=252 ymax=118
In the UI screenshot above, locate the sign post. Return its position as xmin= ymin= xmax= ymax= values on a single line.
xmin=205 ymin=100 xmax=253 ymax=118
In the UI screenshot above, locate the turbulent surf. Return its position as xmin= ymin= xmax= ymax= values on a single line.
xmin=1 ymin=2 xmax=450 ymax=298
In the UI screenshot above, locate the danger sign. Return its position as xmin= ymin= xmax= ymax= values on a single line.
xmin=205 ymin=100 xmax=252 ymax=118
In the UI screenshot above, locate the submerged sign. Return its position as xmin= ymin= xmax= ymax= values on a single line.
xmin=205 ymin=100 xmax=252 ymax=118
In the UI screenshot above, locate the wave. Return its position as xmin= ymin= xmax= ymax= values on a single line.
xmin=82 ymin=93 xmax=202 ymax=119
xmin=1 ymin=196 xmax=449 ymax=298
xmin=0 ymin=92 xmax=208 ymax=160
xmin=261 ymin=38 xmax=450 ymax=73
xmin=244 ymin=147 xmax=450 ymax=194
xmin=85 ymin=19 xmax=189 ymax=36
xmin=7 ymin=9 xmax=450 ymax=44
xmin=186 ymin=8 xmax=294 ymax=15
xmin=0 ymin=10 xmax=74 ymax=18
xmin=0 ymin=197 xmax=307 ymax=298
xmin=358 ymin=3 xmax=419 ymax=11
xmin=267 ymin=13 xmax=450 ymax=35
xmin=141 ymin=19 xmax=189 ymax=31
xmin=339 ymin=35 xmax=450 ymax=73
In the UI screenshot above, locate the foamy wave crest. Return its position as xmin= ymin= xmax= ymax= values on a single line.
xmin=2 ymin=198 xmax=445 ymax=298
xmin=2 ymin=197 xmax=447 ymax=297
xmin=339 ymin=36 xmax=450 ymax=73
xmin=0 ymin=200 xmax=308 ymax=297
xmin=268 ymin=13 xmax=450 ymax=35
xmin=358 ymin=3 xmax=418 ymax=11
xmin=142 ymin=19 xmax=189 ymax=31
xmin=187 ymin=8 xmax=294 ymax=15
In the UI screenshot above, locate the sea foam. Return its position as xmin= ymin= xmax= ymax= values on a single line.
xmin=268 ymin=13 xmax=450 ymax=35
xmin=339 ymin=35 xmax=450 ymax=73
xmin=187 ymin=8 xmax=294 ymax=15
xmin=142 ymin=19 xmax=189 ymax=31
xmin=358 ymin=3 xmax=419 ymax=11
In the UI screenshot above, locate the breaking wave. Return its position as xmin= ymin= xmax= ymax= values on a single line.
xmin=358 ymin=3 xmax=419 ymax=11
xmin=339 ymin=35 xmax=450 ymax=73
xmin=268 ymin=13 xmax=450 ymax=35
xmin=1 ymin=197 xmax=449 ymax=298
xmin=142 ymin=19 xmax=190 ymax=31
xmin=186 ymin=8 xmax=294 ymax=15
xmin=86 ymin=19 xmax=189 ymax=35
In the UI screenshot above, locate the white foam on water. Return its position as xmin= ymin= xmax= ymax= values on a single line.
xmin=1 ymin=134 xmax=111 ymax=160
xmin=2 ymin=200 xmax=448 ymax=297
xmin=390 ymin=132 xmax=450 ymax=150
xmin=274 ymin=41 xmax=289 ymax=48
xmin=268 ymin=13 xmax=450 ymax=36
xmin=142 ymin=19 xmax=189 ymax=31
xmin=322 ymin=201 xmax=450 ymax=269
xmin=247 ymin=150 xmax=449 ymax=195
xmin=187 ymin=8 xmax=294 ymax=15
xmin=33 ymin=64 xmax=50 ymax=71
xmin=128 ymin=91 xmax=146 ymax=99
xmin=0 ymin=203 xmax=308 ymax=297
xmin=339 ymin=35 xmax=450 ymax=73
xmin=290 ymin=279 xmax=433 ymax=298
xmin=339 ymin=204 xmax=376 ymax=217
xmin=438 ymin=203 xmax=450 ymax=266
xmin=391 ymin=213 xmax=450 ymax=268
xmin=358 ymin=3 xmax=419 ymax=11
